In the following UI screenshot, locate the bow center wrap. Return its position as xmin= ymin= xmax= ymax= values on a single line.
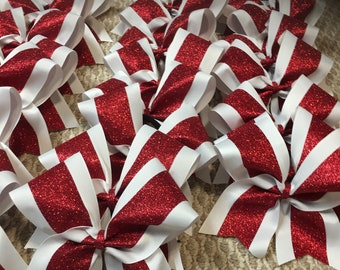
xmin=97 ymin=189 xmax=118 ymax=212
xmin=82 ymin=229 xmax=106 ymax=250
xmin=280 ymin=182 xmax=291 ymax=200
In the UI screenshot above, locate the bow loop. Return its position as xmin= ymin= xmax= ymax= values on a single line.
xmin=209 ymin=81 xmax=267 ymax=134
xmin=166 ymin=28 xmax=225 ymax=73
xmin=0 ymin=0 xmax=43 ymax=14
xmin=27 ymin=9 xmax=85 ymax=49
xmin=0 ymin=8 xmax=26 ymax=56
xmin=148 ymin=61 xmax=216 ymax=120
xmin=0 ymin=87 xmax=22 ymax=143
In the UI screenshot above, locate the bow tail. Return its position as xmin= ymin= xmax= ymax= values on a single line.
xmin=10 ymin=153 xmax=100 ymax=234
xmin=200 ymin=182 xmax=280 ymax=258
xmin=28 ymin=235 xmax=99 ymax=270
xmin=276 ymin=206 xmax=340 ymax=268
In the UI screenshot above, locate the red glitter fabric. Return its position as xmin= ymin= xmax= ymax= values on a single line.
xmin=119 ymin=27 xmax=149 ymax=47
xmin=179 ymin=0 xmax=214 ymax=16
xmin=27 ymin=10 xmax=67 ymax=42
xmin=269 ymin=14 xmax=308 ymax=57
xmin=8 ymin=0 xmax=41 ymax=14
xmin=34 ymin=38 xmax=61 ymax=59
xmin=217 ymin=185 xmax=279 ymax=248
xmin=241 ymin=3 xmax=270 ymax=34
xmin=288 ymin=0 xmax=316 ymax=21
xmin=106 ymin=171 xmax=186 ymax=247
xmin=118 ymin=130 xmax=184 ymax=193
xmin=300 ymin=84 xmax=338 ymax=120
xmin=0 ymin=47 xmax=47 ymax=93
xmin=0 ymin=149 xmax=14 ymax=172
xmin=95 ymin=86 xmax=137 ymax=146
xmin=47 ymin=0 xmax=77 ymax=13
xmin=224 ymin=34 xmax=261 ymax=53
xmin=227 ymin=121 xmax=282 ymax=180
xmin=94 ymin=77 xmax=128 ymax=96
xmin=0 ymin=10 xmax=20 ymax=39
xmin=118 ymin=41 xmax=153 ymax=75
xmin=166 ymin=116 xmax=211 ymax=150
xmin=174 ymin=33 xmax=210 ymax=69
xmin=74 ymin=38 xmax=96 ymax=67
xmin=149 ymin=64 xmax=197 ymax=120
xmin=280 ymin=38 xmax=321 ymax=88
xmin=223 ymin=89 xmax=266 ymax=123
xmin=162 ymin=15 xmax=189 ymax=49
xmin=228 ymin=0 xmax=262 ymax=9
xmin=29 ymin=162 xmax=92 ymax=233
xmin=290 ymin=208 xmax=327 ymax=265
xmin=39 ymin=99 xmax=67 ymax=131
xmin=9 ymin=115 xmax=40 ymax=156
xmin=54 ymin=131 xmax=106 ymax=180
xmin=220 ymin=46 xmax=266 ymax=83
xmin=130 ymin=0 xmax=168 ymax=24
xmin=298 ymin=118 xmax=333 ymax=167
xmin=47 ymin=240 xmax=95 ymax=270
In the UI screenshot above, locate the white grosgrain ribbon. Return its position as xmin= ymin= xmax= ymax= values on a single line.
xmin=4 ymin=42 xmax=64 ymax=154
xmin=0 ymin=87 xmax=32 ymax=215
xmin=0 ymin=227 xmax=27 ymax=270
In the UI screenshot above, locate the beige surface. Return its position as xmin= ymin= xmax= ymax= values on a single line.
xmin=1 ymin=0 xmax=339 ymax=269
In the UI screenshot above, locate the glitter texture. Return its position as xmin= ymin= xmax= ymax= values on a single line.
xmin=29 ymin=162 xmax=92 ymax=233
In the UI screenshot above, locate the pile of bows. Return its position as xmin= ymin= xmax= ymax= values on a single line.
xmin=0 ymin=0 xmax=340 ymax=269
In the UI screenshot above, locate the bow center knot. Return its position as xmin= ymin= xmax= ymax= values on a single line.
xmin=154 ymin=47 xmax=167 ymax=62
xmin=97 ymin=189 xmax=118 ymax=212
xmin=281 ymin=183 xmax=291 ymax=200
xmin=82 ymin=230 xmax=106 ymax=250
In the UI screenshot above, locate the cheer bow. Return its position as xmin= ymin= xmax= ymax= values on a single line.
xmin=200 ymin=109 xmax=340 ymax=268
xmin=226 ymin=0 xmax=323 ymax=37
xmin=213 ymin=30 xmax=332 ymax=102
xmin=209 ymin=75 xmax=340 ymax=135
xmin=11 ymin=151 xmax=199 ymax=269
xmin=80 ymin=58 xmax=215 ymax=147
xmin=0 ymin=87 xmax=32 ymax=216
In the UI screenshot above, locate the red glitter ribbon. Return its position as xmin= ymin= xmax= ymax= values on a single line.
xmin=200 ymin=109 xmax=340 ymax=268
xmin=226 ymin=0 xmax=323 ymax=36
xmin=11 ymin=152 xmax=198 ymax=269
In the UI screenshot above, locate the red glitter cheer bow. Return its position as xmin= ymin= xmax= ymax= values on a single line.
xmin=213 ymin=30 xmax=332 ymax=103
xmin=200 ymin=109 xmax=340 ymax=268
xmin=209 ymin=75 xmax=340 ymax=134
xmin=10 ymin=150 xmax=199 ymax=269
